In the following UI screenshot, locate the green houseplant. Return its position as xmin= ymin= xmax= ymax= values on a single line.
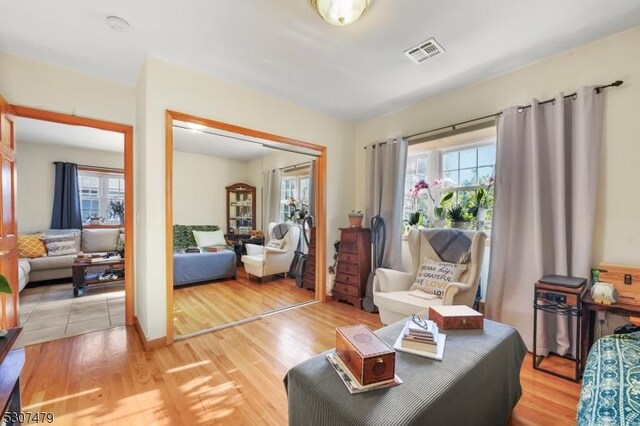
xmin=107 ymin=200 xmax=125 ymax=224
xmin=0 ymin=273 xmax=11 ymax=337
xmin=447 ymin=204 xmax=472 ymax=229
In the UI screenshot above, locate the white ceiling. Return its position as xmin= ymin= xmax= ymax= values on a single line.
xmin=2 ymin=1 xmax=640 ymax=121
xmin=15 ymin=117 xmax=124 ymax=152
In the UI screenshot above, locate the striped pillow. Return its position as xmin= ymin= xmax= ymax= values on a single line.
xmin=43 ymin=233 xmax=78 ymax=257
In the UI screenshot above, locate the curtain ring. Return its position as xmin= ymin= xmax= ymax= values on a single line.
xmin=517 ymin=107 xmax=524 ymax=113
xmin=572 ymin=94 xmax=578 ymax=100
xmin=551 ymin=99 xmax=556 ymax=105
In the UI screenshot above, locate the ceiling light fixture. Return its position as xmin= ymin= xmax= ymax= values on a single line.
xmin=106 ymin=15 xmax=131 ymax=33
xmin=311 ymin=0 xmax=374 ymax=26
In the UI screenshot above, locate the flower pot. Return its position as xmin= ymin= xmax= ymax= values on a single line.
xmin=91 ymin=219 xmax=101 ymax=225
xmin=348 ymin=215 xmax=364 ymax=227
xmin=451 ymin=221 xmax=472 ymax=230
xmin=476 ymin=207 xmax=487 ymax=223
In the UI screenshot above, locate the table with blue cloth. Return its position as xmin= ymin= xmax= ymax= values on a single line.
xmin=285 ymin=319 xmax=526 ymax=426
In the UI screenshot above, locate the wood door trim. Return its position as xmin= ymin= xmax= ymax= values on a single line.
xmin=10 ymin=105 xmax=136 ymax=328
xmin=165 ymin=110 xmax=328 ymax=344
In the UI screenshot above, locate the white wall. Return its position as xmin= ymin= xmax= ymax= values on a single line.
xmin=172 ymin=151 xmax=248 ymax=226
xmin=16 ymin=141 xmax=123 ymax=233
xmin=355 ymin=26 xmax=640 ymax=268
xmin=137 ymin=57 xmax=355 ymax=339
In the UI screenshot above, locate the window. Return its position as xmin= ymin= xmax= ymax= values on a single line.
xmin=78 ymin=169 xmax=125 ymax=224
xmin=403 ymin=128 xmax=496 ymax=229
xmin=403 ymin=153 xmax=430 ymax=221
xmin=279 ymin=171 xmax=311 ymax=222
xmin=280 ymin=177 xmax=296 ymax=222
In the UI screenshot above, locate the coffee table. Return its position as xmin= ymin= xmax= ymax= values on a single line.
xmin=72 ymin=256 xmax=125 ymax=297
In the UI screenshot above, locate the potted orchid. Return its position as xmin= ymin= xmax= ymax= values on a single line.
xmin=286 ymin=197 xmax=308 ymax=224
xmin=469 ymin=176 xmax=495 ymax=223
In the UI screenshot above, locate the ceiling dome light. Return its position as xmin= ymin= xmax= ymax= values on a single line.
xmin=311 ymin=0 xmax=374 ymax=26
xmin=106 ymin=15 xmax=131 ymax=33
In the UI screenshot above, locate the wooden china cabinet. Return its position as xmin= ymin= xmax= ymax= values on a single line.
xmin=226 ymin=183 xmax=256 ymax=237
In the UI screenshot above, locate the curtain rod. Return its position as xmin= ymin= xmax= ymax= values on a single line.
xmin=363 ymin=80 xmax=624 ymax=147
xmin=280 ymin=160 xmax=313 ymax=172
xmin=54 ymin=163 xmax=124 ymax=173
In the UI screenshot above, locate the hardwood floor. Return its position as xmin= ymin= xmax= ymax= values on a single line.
xmin=20 ymin=301 xmax=581 ymax=425
xmin=173 ymin=267 xmax=316 ymax=336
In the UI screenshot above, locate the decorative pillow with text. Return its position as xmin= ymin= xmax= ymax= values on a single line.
xmin=410 ymin=258 xmax=467 ymax=298
xmin=265 ymin=238 xmax=284 ymax=249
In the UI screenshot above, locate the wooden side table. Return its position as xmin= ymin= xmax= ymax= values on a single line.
xmin=581 ymin=294 xmax=640 ymax=371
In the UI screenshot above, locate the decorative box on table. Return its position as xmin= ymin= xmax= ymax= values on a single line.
xmin=428 ymin=305 xmax=483 ymax=330
xmin=335 ymin=324 xmax=395 ymax=386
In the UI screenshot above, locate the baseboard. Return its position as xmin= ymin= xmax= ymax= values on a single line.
xmin=133 ymin=316 xmax=166 ymax=350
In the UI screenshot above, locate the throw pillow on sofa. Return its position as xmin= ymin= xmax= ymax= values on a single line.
xmin=18 ymin=233 xmax=47 ymax=258
xmin=43 ymin=233 xmax=78 ymax=257
xmin=81 ymin=228 xmax=120 ymax=253
xmin=410 ymin=258 xmax=467 ymax=298
xmin=193 ymin=230 xmax=226 ymax=247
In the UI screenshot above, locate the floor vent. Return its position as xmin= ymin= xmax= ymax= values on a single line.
xmin=404 ymin=38 xmax=446 ymax=64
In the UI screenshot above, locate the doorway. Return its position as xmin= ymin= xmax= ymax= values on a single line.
xmin=9 ymin=106 xmax=134 ymax=346
xmin=165 ymin=111 xmax=327 ymax=343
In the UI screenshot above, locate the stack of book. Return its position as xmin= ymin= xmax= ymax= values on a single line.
xmin=401 ymin=320 xmax=440 ymax=353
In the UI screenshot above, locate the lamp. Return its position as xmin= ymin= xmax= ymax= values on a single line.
xmin=311 ymin=0 xmax=374 ymax=26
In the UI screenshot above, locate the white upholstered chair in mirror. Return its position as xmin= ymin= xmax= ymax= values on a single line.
xmin=242 ymin=222 xmax=301 ymax=281
xmin=373 ymin=228 xmax=487 ymax=325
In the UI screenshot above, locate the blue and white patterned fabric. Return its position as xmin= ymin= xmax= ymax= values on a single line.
xmin=578 ymin=332 xmax=640 ymax=425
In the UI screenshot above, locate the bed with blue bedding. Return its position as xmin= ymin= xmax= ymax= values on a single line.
xmin=578 ymin=332 xmax=640 ymax=425
xmin=172 ymin=224 xmax=237 ymax=287
xmin=173 ymin=250 xmax=237 ymax=286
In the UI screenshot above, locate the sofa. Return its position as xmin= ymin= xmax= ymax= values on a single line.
xmin=19 ymin=228 xmax=123 ymax=287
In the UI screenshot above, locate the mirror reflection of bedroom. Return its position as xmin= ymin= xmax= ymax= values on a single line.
xmin=172 ymin=120 xmax=318 ymax=338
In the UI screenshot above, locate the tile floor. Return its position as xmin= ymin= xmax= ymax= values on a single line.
xmin=16 ymin=281 xmax=125 ymax=348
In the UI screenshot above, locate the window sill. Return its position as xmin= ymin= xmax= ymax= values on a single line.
xmin=82 ymin=224 xmax=124 ymax=229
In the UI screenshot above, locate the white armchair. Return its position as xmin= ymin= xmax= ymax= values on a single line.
xmin=241 ymin=223 xmax=301 ymax=281
xmin=373 ymin=228 xmax=487 ymax=325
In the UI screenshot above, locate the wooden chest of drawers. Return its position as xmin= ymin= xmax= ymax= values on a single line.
xmin=332 ymin=227 xmax=371 ymax=310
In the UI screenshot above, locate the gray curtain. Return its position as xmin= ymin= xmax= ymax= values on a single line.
xmin=486 ymin=87 xmax=605 ymax=355
xmin=262 ymin=169 xmax=282 ymax=230
xmin=51 ymin=162 xmax=83 ymax=229
xmin=365 ymin=137 xmax=408 ymax=270
xmin=308 ymin=160 xmax=316 ymax=221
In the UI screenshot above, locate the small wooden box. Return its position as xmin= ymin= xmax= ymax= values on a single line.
xmin=429 ymin=305 xmax=483 ymax=330
xmin=335 ymin=325 xmax=395 ymax=386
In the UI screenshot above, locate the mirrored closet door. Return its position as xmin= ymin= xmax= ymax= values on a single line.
xmin=170 ymin=119 xmax=319 ymax=339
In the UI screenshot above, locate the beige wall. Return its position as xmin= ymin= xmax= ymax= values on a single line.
xmin=16 ymin=141 xmax=123 ymax=234
xmin=0 ymin=52 xmax=135 ymax=125
xmin=137 ymin=57 xmax=355 ymax=339
xmin=172 ymin=151 xmax=249 ymax=227
xmin=355 ymin=26 xmax=640 ymax=267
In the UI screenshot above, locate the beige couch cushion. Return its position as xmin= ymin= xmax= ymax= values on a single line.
xmin=29 ymin=254 xmax=75 ymax=271
xmin=81 ymin=228 xmax=120 ymax=253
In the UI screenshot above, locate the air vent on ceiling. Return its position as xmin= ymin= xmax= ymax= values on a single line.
xmin=404 ymin=38 xmax=445 ymax=64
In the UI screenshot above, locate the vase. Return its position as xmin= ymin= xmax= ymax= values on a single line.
xmin=348 ymin=215 xmax=364 ymax=227
xmin=451 ymin=221 xmax=471 ymax=230
xmin=476 ymin=207 xmax=487 ymax=223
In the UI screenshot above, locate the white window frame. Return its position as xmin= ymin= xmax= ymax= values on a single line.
xmin=280 ymin=174 xmax=310 ymax=222
xmin=78 ymin=169 xmax=125 ymax=224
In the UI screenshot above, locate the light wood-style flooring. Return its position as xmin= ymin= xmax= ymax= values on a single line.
xmin=20 ymin=301 xmax=581 ymax=425
xmin=173 ymin=267 xmax=315 ymax=336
